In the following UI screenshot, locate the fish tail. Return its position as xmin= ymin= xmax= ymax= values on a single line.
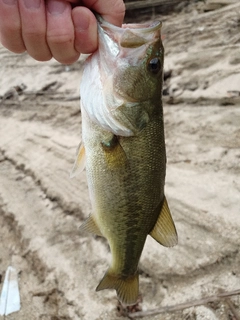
xmin=96 ymin=270 xmax=139 ymax=306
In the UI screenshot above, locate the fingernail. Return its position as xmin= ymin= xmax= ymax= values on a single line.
xmin=74 ymin=15 xmax=90 ymax=31
xmin=2 ymin=0 xmax=17 ymax=5
xmin=23 ymin=0 xmax=41 ymax=9
xmin=47 ymin=0 xmax=66 ymax=15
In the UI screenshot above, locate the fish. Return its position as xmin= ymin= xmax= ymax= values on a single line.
xmin=71 ymin=15 xmax=178 ymax=306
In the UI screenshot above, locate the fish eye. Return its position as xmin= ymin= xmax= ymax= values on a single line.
xmin=148 ymin=57 xmax=161 ymax=75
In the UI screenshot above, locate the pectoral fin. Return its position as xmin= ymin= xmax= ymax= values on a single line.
xmin=70 ymin=142 xmax=86 ymax=178
xmin=150 ymin=196 xmax=178 ymax=247
xmin=101 ymin=135 xmax=128 ymax=169
xmin=79 ymin=215 xmax=103 ymax=237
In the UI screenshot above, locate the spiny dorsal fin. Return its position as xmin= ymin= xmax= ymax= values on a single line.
xmin=150 ymin=196 xmax=178 ymax=247
xmin=70 ymin=142 xmax=86 ymax=178
xmin=79 ymin=215 xmax=103 ymax=237
xmin=96 ymin=269 xmax=139 ymax=306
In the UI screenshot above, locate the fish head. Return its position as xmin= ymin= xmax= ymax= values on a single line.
xmin=98 ymin=17 xmax=164 ymax=103
xmin=80 ymin=17 xmax=164 ymax=136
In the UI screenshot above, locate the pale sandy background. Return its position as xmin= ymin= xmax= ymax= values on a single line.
xmin=0 ymin=1 xmax=240 ymax=319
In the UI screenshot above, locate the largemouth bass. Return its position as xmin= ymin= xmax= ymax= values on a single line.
xmin=71 ymin=16 xmax=178 ymax=306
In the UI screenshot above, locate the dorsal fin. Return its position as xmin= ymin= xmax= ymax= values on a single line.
xmin=70 ymin=142 xmax=86 ymax=178
xmin=150 ymin=196 xmax=178 ymax=247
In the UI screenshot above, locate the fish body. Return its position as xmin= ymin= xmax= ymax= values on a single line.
xmin=73 ymin=16 xmax=178 ymax=305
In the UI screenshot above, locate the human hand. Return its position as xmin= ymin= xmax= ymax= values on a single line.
xmin=0 ymin=0 xmax=125 ymax=64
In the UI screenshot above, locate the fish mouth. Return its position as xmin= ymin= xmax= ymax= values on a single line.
xmin=96 ymin=14 xmax=162 ymax=51
xmin=95 ymin=14 xmax=162 ymax=34
xmin=96 ymin=14 xmax=162 ymax=34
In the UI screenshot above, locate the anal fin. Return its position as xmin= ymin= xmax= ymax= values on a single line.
xmin=150 ymin=196 xmax=178 ymax=247
xmin=70 ymin=142 xmax=86 ymax=178
xmin=96 ymin=269 xmax=139 ymax=306
xmin=79 ymin=215 xmax=103 ymax=237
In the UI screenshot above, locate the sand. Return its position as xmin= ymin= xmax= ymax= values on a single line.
xmin=0 ymin=1 xmax=240 ymax=319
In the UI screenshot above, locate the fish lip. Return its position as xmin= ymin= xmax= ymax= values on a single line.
xmin=96 ymin=14 xmax=162 ymax=33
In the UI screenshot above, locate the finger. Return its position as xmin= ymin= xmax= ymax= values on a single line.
xmin=72 ymin=6 xmax=97 ymax=54
xmin=82 ymin=0 xmax=125 ymax=27
xmin=18 ymin=0 xmax=52 ymax=61
xmin=0 ymin=0 xmax=25 ymax=53
xmin=46 ymin=0 xmax=80 ymax=64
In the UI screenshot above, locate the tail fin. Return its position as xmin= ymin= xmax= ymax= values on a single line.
xmin=96 ymin=270 xmax=139 ymax=306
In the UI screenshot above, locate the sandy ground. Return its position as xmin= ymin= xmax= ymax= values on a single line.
xmin=0 ymin=1 xmax=240 ymax=319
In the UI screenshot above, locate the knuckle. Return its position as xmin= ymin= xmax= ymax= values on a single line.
xmin=23 ymin=28 xmax=46 ymax=41
xmin=47 ymin=32 xmax=74 ymax=46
